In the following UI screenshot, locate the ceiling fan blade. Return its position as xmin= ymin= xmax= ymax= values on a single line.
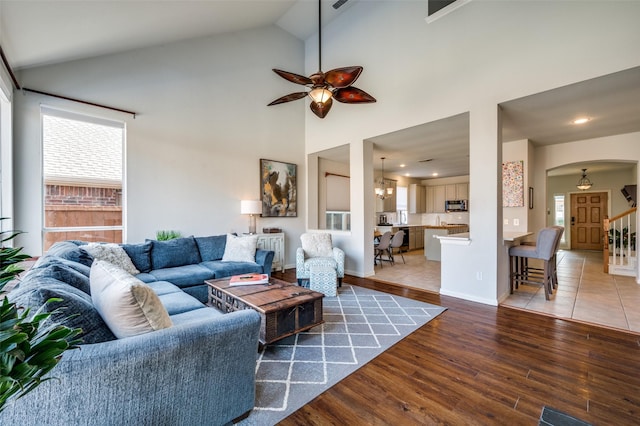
xmin=333 ymin=86 xmax=376 ymax=103
xmin=325 ymin=66 xmax=363 ymax=88
xmin=310 ymin=98 xmax=333 ymax=119
xmin=272 ymin=69 xmax=313 ymax=86
xmin=267 ymin=92 xmax=308 ymax=106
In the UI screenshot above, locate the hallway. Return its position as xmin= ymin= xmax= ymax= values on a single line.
xmin=372 ymin=248 xmax=640 ymax=333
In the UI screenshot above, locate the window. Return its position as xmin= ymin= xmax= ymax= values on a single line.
xmin=396 ymin=186 xmax=408 ymax=224
xmin=553 ymin=194 xmax=566 ymax=244
xmin=42 ymin=107 xmax=125 ymax=250
xmin=0 ymin=91 xmax=11 ymax=224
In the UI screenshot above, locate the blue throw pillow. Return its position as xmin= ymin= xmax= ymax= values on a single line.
xmin=8 ymin=280 xmax=116 ymax=344
xmin=33 ymin=257 xmax=92 ymax=277
xmin=149 ymin=237 xmax=201 ymax=269
xmin=23 ymin=264 xmax=91 ymax=295
xmin=121 ymin=241 xmax=153 ymax=273
xmin=195 ymin=235 xmax=227 ymax=262
xmin=46 ymin=241 xmax=94 ymax=267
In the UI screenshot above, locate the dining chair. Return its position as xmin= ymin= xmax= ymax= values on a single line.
xmin=389 ymin=230 xmax=406 ymax=264
xmin=374 ymin=231 xmax=393 ymax=268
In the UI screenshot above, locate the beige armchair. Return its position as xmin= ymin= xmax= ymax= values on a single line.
xmin=296 ymin=233 xmax=344 ymax=287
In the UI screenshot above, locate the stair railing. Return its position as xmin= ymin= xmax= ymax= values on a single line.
xmin=603 ymin=207 xmax=637 ymax=273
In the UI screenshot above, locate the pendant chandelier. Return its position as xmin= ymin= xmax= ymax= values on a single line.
xmin=576 ymin=168 xmax=593 ymax=190
xmin=375 ymin=157 xmax=393 ymax=200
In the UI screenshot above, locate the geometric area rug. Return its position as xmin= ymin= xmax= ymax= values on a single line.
xmin=238 ymin=284 xmax=447 ymax=425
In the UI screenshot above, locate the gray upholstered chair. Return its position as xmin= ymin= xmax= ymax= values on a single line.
xmin=389 ymin=230 xmax=406 ymax=264
xmin=296 ymin=233 xmax=344 ymax=287
xmin=374 ymin=231 xmax=393 ymax=268
xmin=509 ymin=227 xmax=563 ymax=300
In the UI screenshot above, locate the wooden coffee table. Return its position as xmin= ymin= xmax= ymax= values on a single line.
xmin=206 ymin=277 xmax=324 ymax=347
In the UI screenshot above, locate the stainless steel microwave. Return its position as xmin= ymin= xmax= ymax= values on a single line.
xmin=445 ymin=200 xmax=468 ymax=212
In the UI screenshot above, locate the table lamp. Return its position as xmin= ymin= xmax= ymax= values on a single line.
xmin=240 ymin=200 xmax=262 ymax=234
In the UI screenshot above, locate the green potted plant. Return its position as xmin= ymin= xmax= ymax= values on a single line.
xmin=156 ymin=230 xmax=182 ymax=241
xmin=0 ymin=218 xmax=81 ymax=412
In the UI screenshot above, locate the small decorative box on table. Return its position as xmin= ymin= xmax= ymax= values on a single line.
xmin=206 ymin=277 xmax=324 ymax=347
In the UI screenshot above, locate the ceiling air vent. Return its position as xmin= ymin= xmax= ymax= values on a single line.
xmin=333 ymin=0 xmax=349 ymax=9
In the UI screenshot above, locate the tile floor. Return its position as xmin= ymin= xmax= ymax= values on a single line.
xmin=373 ymin=248 xmax=640 ymax=334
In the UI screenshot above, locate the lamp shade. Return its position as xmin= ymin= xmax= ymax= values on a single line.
xmin=241 ymin=200 xmax=262 ymax=215
xmin=309 ymin=87 xmax=332 ymax=104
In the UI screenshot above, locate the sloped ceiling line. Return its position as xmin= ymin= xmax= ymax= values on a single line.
xmin=0 ymin=43 xmax=137 ymax=117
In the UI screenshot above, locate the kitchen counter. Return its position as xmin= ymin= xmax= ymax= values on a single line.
xmin=424 ymin=224 xmax=469 ymax=232
xmin=376 ymin=224 xmax=427 ymax=227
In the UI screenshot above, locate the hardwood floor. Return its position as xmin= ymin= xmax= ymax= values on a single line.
xmin=271 ymin=269 xmax=640 ymax=425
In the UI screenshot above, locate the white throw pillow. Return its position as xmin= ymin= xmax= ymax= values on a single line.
xmin=222 ymin=234 xmax=258 ymax=263
xmin=84 ymin=243 xmax=140 ymax=275
xmin=301 ymin=233 xmax=334 ymax=258
xmin=90 ymin=260 xmax=172 ymax=339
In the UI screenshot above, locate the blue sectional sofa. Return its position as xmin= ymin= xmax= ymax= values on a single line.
xmin=0 ymin=235 xmax=274 ymax=425
xmin=121 ymin=235 xmax=275 ymax=303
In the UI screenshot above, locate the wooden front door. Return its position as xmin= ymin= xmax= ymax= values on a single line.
xmin=570 ymin=192 xmax=608 ymax=250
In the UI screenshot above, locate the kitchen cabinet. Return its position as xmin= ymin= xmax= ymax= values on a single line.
xmin=426 ymin=183 xmax=468 ymax=213
xmin=445 ymin=184 xmax=457 ymax=200
xmin=375 ymin=180 xmax=397 ymax=212
xmin=425 ymin=187 xmax=434 ymax=213
xmin=456 ymin=183 xmax=469 ymax=200
xmin=446 ymin=183 xmax=468 ymax=200
xmin=426 ymin=186 xmax=446 ymax=213
xmin=408 ymin=226 xmax=424 ymax=250
xmin=433 ymin=186 xmax=446 ymax=213
xmin=408 ymin=184 xmax=426 ymax=214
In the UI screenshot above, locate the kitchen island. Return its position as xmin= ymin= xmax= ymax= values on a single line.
xmin=424 ymin=224 xmax=470 ymax=261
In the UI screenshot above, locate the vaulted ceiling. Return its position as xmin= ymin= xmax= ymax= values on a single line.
xmin=2 ymin=1 xmax=638 ymax=179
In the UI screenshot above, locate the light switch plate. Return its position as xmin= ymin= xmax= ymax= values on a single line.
xmin=513 ymin=219 xmax=519 ymax=226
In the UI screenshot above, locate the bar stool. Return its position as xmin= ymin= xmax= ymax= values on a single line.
xmin=509 ymin=227 xmax=561 ymax=300
xmin=518 ymin=226 xmax=564 ymax=291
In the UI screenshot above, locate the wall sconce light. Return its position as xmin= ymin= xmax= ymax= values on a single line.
xmin=240 ymin=200 xmax=262 ymax=234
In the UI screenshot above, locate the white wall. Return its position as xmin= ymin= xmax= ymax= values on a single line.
xmin=302 ymin=0 xmax=640 ymax=303
xmin=14 ymin=25 xmax=308 ymax=267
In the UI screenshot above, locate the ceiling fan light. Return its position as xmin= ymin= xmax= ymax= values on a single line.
xmin=309 ymin=87 xmax=333 ymax=104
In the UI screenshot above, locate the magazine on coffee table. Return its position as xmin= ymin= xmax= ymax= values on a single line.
xmin=229 ymin=273 xmax=269 ymax=286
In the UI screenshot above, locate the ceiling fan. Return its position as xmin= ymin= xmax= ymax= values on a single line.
xmin=267 ymin=0 xmax=376 ymax=119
